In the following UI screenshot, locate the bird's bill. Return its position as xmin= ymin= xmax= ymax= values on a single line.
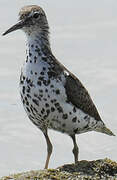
xmin=2 ymin=20 xmax=24 ymax=36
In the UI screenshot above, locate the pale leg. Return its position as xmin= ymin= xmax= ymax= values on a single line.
xmin=44 ymin=130 xmax=53 ymax=169
xmin=70 ymin=134 xmax=79 ymax=163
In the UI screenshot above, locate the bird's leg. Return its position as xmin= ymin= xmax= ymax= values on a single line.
xmin=43 ymin=130 xmax=53 ymax=169
xmin=70 ymin=134 xmax=79 ymax=164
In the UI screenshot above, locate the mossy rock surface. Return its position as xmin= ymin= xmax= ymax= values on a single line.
xmin=1 ymin=158 xmax=117 ymax=180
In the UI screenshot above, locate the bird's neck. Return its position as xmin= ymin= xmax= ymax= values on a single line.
xmin=25 ymin=32 xmax=52 ymax=64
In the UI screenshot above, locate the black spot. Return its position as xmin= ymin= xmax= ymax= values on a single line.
xmin=41 ymin=46 xmax=50 ymax=56
xmin=38 ymin=76 xmax=44 ymax=81
xmin=57 ymin=106 xmax=63 ymax=113
xmin=35 ymin=48 xmax=41 ymax=55
xmin=27 ymin=86 xmax=30 ymax=93
xmin=73 ymin=107 xmax=76 ymax=113
xmin=23 ymin=99 xmax=25 ymax=104
xmin=35 ymin=45 xmax=38 ymax=48
xmin=26 ymin=78 xmax=31 ymax=84
xmin=30 ymin=107 xmax=35 ymax=116
xmin=26 ymin=107 xmax=30 ymax=112
xmin=32 ymin=120 xmax=38 ymax=126
xmin=51 ymin=100 xmax=54 ymax=103
xmin=31 ymin=44 xmax=34 ymax=48
xmin=21 ymin=94 xmax=23 ymax=99
xmin=29 ymin=114 xmax=34 ymax=120
xmin=37 ymin=81 xmax=42 ymax=86
xmin=33 ymin=107 xmax=38 ymax=113
xmin=51 ymin=107 xmax=55 ymax=112
xmin=74 ymin=128 xmax=78 ymax=134
xmin=56 ymin=89 xmax=60 ymax=95
xmin=30 ymin=82 xmax=34 ymax=87
xmin=45 ymin=89 xmax=48 ymax=92
xmin=84 ymin=124 xmax=89 ymax=129
xmin=39 ymin=94 xmax=43 ymax=98
xmin=20 ymin=72 xmax=23 ymax=82
xmin=51 ymin=99 xmax=57 ymax=103
xmin=72 ymin=117 xmax=77 ymax=123
xmin=39 ymin=89 xmax=43 ymax=93
xmin=40 ymin=71 xmax=44 ymax=75
xmin=43 ymin=115 xmax=47 ymax=119
xmin=69 ymin=112 xmax=72 ymax=115
xmin=43 ymin=98 xmax=47 ymax=101
xmin=62 ymin=114 xmax=68 ymax=119
xmin=62 ymin=123 xmax=66 ymax=127
xmin=25 ymin=97 xmax=27 ymax=101
xmin=23 ymin=76 xmax=25 ymax=80
xmin=26 ymin=56 xmax=28 ymax=62
xmin=50 ymin=85 xmax=54 ymax=88
xmin=91 ymin=121 xmax=95 ymax=125
xmin=34 ymin=56 xmax=37 ymax=63
xmin=32 ymin=99 xmax=39 ymax=106
xmin=42 ymin=108 xmax=45 ymax=112
xmin=47 ymin=71 xmax=56 ymax=78
xmin=35 ymin=72 xmax=37 ymax=75
xmin=46 ymin=109 xmax=50 ymax=116
xmin=30 ymin=60 xmax=32 ymax=63
xmin=43 ymin=80 xmax=50 ymax=86
xmin=53 ymin=99 xmax=57 ymax=102
xmin=38 ymin=97 xmax=41 ymax=101
xmin=66 ymin=100 xmax=70 ymax=103
xmin=34 ymin=93 xmax=38 ymax=98
xmin=42 ymin=57 xmax=47 ymax=61
xmin=84 ymin=115 xmax=88 ymax=119
xmin=20 ymin=80 xmax=23 ymax=84
xmin=22 ymin=86 xmax=25 ymax=94
xmin=30 ymin=70 xmax=33 ymax=75
xmin=29 ymin=53 xmax=32 ymax=57
xmin=43 ymin=67 xmax=46 ymax=71
xmin=27 ymin=94 xmax=31 ymax=98
xmin=58 ymin=76 xmax=62 ymax=81
xmin=45 ymin=103 xmax=49 ymax=107
xmin=47 ymin=80 xmax=50 ymax=85
xmin=55 ymin=103 xmax=59 ymax=107
xmin=41 ymin=108 xmax=45 ymax=114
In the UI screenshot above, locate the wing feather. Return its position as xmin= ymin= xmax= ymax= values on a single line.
xmin=64 ymin=74 xmax=101 ymax=121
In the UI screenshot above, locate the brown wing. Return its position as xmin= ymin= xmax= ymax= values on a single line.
xmin=64 ymin=74 xmax=101 ymax=121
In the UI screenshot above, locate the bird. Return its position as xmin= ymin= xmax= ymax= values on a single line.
xmin=3 ymin=5 xmax=115 ymax=169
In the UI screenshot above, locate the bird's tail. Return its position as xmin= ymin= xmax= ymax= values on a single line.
xmin=101 ymin=126 xmax=115 ymax=136
xmin=95 ymin=123 xmax=115 ymax=136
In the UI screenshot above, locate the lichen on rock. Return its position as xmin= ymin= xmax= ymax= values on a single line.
xmin=1 ymin=158 xmax=117 ymax=180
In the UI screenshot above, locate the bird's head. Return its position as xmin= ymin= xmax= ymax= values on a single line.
xmin=3 ymin=5 xmax=49 ymax=36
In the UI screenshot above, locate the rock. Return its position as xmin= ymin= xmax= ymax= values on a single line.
xmin=1 ymin=158 xmax=117 ymax=180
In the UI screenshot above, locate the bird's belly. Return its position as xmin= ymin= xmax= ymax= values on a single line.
xmin=20 ymin=73 xmax=97 ymax=135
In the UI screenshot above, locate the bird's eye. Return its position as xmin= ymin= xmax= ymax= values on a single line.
xmin=33 ymin=13 xmax=39 ymax=19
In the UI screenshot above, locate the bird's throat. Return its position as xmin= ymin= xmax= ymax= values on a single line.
xmin=25 ymin=33 xmax=51 ymax=65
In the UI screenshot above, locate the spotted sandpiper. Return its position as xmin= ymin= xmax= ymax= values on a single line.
xmin=3 ymin=5 xmax=115 ymax=169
